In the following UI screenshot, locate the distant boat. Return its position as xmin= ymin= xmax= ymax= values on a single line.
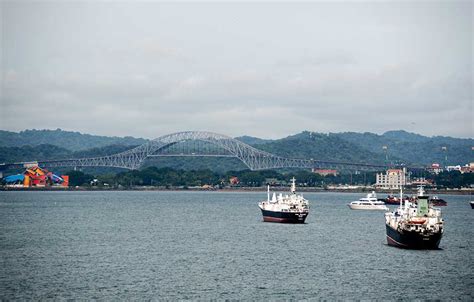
xmin=258 ymin=178 xmax=309 ymax=223
xmin=407 ymin=194 xmax=447 ymax=207
xmin=348 ymin=191 xmax=389 ymax=211
xmin=470 ymin=201 xmax=474 ymax=209
xmin=385 ymin=186 xmax=444 ymax=249
xmin=385 ymin=194 xmax=398 ymax=205
xmin=384 ymin=194 xmax=408 ymax=205
xmin=429 ymin=196 xmax=447 ymax=206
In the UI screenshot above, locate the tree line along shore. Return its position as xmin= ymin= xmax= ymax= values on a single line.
xmin=2 ymin=166 xmax=471 ymax=193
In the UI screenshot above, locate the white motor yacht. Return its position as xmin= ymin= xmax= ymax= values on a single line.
xmin=348 ymin=191 xmax=389 ymax=211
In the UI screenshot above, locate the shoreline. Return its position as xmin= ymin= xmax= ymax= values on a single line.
xmin=1 ymin=186 xmax=473 ymax=195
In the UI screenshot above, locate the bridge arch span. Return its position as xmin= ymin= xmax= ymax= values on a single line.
xmin=117 ymin=131 xmax=279 ymax=170
xmin=4 ymin=131 xmax=395 ymax=171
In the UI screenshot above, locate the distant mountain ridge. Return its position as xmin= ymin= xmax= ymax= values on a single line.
xmin=333 ymin=130 xmax=473 ymax=166
xmin=382 ymin=130 xmax=430 ymax=142
xmin=0 ymin=129 xmax=472 ymax=169
xmin=0 ymin=129 xmax=147 ymax=151
xmin=252 ymin=131 xmax=389 ymax=165
xmin=234 ymin=135 xmax=273 ymax=145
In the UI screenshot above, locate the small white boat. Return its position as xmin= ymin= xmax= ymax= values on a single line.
xmin=348 ymin=191 xmax=389 ymax=211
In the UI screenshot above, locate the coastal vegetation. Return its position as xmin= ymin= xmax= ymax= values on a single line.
xmin=1 ymin=129 xmax=472 ymax=189
xmin=64 ymin=168 xmax=473 ymax=189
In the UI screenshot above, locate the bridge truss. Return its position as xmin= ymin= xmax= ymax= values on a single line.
xmin=2 ymin=131 xmax=396 ymax=172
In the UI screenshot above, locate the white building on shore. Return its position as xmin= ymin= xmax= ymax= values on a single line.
xmin=375 ymin=168 xmax=407 ymax=189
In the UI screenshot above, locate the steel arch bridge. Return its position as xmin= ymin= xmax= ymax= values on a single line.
xmin=2 ymin=131 xmax=395 ymax=171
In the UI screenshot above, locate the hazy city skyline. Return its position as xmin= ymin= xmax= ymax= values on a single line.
xmin=1 ymin=1 xmax=472 ymax=139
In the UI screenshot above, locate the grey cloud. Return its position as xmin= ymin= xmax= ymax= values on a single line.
xmin=1 ymin=1 xmax=472 ymax=139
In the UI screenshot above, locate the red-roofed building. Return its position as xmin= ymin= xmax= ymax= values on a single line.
xmin=427 ymin=163 xmax=443 ymax=174
xmin=312 ymin=169 xmax=338 ymax=176
xmin=229 ymin=176 xmax=239 ymax=185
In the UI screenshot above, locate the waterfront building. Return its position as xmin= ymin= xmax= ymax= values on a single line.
xmin=446 ymin=165 xmax=462 ymax=172
xmin=410 ymin=177 xmax=434 ymax=186
xmin=460 ymin=163 xmax=474 ymax=174
xmin=312 ymin=169 xmax=338 ymax=176
xmin=229 ymin=176 xmax=239 ymax=185
xmin=375 ymin=168 xmax=407 ymax=189
xmin=427 ymin=163 xmax=443 ymax=174
xmin=442 ymin=163 xmax=473 ymax=174
xmin=264 ymin=178 xmax=282 ymax=185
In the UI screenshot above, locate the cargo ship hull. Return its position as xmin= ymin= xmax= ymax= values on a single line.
xmin=260 ymin=209 xmax=308 ymax=223
xmin=386 ymin=224 xmax=442 ymax=249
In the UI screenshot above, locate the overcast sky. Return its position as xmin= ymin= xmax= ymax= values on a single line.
xmin=1 ymin=1 xmax=472 ymax=139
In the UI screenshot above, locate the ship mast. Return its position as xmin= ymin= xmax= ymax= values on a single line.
xmin=291 ymin=177 xmax=296 ymax=194
xmin=399 ymin=185 xmax=403 ymax=209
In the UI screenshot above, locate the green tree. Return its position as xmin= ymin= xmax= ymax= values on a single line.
xmin=430 ymin=171 xmax=474 ymax=188
xmin=65 ymin=170 xmax=94 ymax=186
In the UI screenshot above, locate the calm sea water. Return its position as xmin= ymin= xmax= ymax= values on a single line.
xmin=0 ymin=190 xmax=473 ymax=300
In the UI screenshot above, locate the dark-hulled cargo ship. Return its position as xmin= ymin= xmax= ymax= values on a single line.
xmin=258 ymin=178 xmax=309 ymax=223
xmin=385 ymin=222 xmax=443 ymax=249
xmin=385 ymin=186 xmax=444 ymax=249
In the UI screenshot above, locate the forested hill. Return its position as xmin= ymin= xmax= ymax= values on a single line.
xmin=234 ymin=135 xmax=272 ymax=145
xmin=252 ymin=132 xmax=388 ymax=165
xmin=0 ymin=129 xmax=472 ymax=170
xmin=0 ymin=129 xmax=147 ymax=151
xmin=237 ymin=130 xmax=473 ymax=166
xmin=333 ymin=130 xmax=473 ymax=166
